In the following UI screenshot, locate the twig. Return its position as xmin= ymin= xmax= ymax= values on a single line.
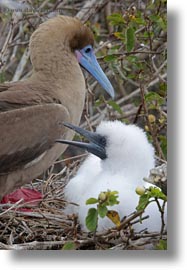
xmin=96 ymin=210 xmax=144 ymax=237
xmin=12 ymin=47 xmax=30 ymax=81
xmin=140 ymin=84 xmax=165 ymax=160
xmin=152 ymin=56 xmax=167 ymax=82
xmin=76 ymin=0 xmax=109 ymax=22
xmin=155 ymin=198 xmax=166 ymax=237
xmin=0 ymin=22 xmax=14 ymax=70
xmin=0 ymin=198 xmax=24 ymax=216
xmin=0 ymin=239 xmax=66 ymax=250
xmin=55 ymin=153 xmax=88 ymax=164
xmin=117 ymin=73 xmax=167 ymax=105
xmin=80 ymin=74 xmax=167 ymax=129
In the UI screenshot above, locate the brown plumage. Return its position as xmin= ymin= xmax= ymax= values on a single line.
xmin=0 ymin=16 xmax=110 ymax=199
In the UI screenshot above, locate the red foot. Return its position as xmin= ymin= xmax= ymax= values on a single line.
xmin=0 ymin=188 xmax=43 ymax=212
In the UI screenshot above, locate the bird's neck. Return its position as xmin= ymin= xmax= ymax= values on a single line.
xmin=31 ymin=50 xmax=82 ymax=81
xmin=27 ymin=57 xmax=86 ymax=125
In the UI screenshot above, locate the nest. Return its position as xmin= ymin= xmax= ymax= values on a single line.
xmin=0 ymin=155 xmax=167 ymax=250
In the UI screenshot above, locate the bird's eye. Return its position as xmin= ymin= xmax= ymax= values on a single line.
xmin=99 ymin=136 xmax=106 ymax=146
xmin=85 ymin=47 xmax=91 ymax=53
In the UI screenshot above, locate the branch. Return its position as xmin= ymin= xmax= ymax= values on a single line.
xmin=0 ymin=239 xmax=66 ymax=250
xmin=12 ymin=47 xmax=30 ymax=81
xmin=76 ymin=0 xmax=109 ymax=22
xmin=140 ymin=84 xmax=165 ymax=160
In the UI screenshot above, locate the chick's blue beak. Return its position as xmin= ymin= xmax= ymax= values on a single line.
xmin=76 ymin=45 xmax=115 ymax=99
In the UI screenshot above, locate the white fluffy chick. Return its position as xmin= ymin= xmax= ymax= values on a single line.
xmin=57 ymin=121 xmax=166 ymax=232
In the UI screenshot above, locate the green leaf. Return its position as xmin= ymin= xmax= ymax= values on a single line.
xmin=145 ymin=92 xmax=164 ymax=105
xmin=109 ymin=191 xmax=119 ymax=196
xmin=114 ymin=32 xmax=126 ymax=40
xmin=149 ymin=15 xmax=166 ymax=31
xmin=86 ymin=197 xmax=99 ymax=205
xmin=127 ymin=73 xmax=136 ymax=79
xmin=149 ymin=15 xmax=160 ymax=22
xmin=0 ymin=72 xmax=5 ymax=83
xmin=85 ymin=208 xmax=98 ymax=232
xmin=143 ymin=31 xmax=149 ymax=38
xmin=159 ymin=82 xmax=167 ymax=97
xmin=134 ymin=17 xmax=145 ymax=25
xmin=108 ymin=194 xmax=120 ymax=206
xmin=95 ymin=99 xmax=102 ymax=107
xmin=159 ymin=135 xmax=167 ymax=159
xmin=127 ymin=55 xmax=138 ymax=63
xmin=148 ymin=187 xmax=167 ymax=201
xmin=136 ymin=193 xmax=150 ymax=211
xmin=104 ymin=55 xmax=118 ymax=62
xmin=98 ymin=204 xmax=108 ymax=218
xmin=126 ymin=27 xmax=135 ymax=52
xmin=136 ymin=186 xmax=167 ymax=212
xmin=62 ymin=242 xmax=76 ymax=250
xmin=107 ymin=13 xmax=125 ymax=26
xmin=107 ymin=100 xmax=123 ymax=114
xmin=156 ymin=239 xmax=167 ymax=250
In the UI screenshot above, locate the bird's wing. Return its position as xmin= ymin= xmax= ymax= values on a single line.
xmin=0 ymin=103 xmax=70 ymax=173
xmin=0 ymin=84 xmax=9 ymax=92
xmin=0 ymin=82 xmax=59 ymax=112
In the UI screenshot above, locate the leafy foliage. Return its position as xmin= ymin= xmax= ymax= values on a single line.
xmin=136 ymin=186 xmax=167 ymax=212
xmin=85 ymin=190 xmax=120 ymax=232
xmin=62 ymin=242 xmax=76 ymax=250
xmin=156 ymin=239 xmax=167 ymax=250
xmin=107 ymin=13 xmax=125 ymax=26
xmin=91 ymin=1 xmax=167 ymax=163
xmin=126 ymin=27 xmax=135 ymax=52
xmin=85 ymin=208 xmax=98 ymax=232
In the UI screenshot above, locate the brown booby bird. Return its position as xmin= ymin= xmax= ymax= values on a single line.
xmin=0 ymin=16 xmax=114 ymax=200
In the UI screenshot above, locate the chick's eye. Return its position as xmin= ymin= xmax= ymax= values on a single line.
xmin=100 ymin=137 xmax=106 ymax=146
xmin=85 ymin=47 xmax=91 ymax=53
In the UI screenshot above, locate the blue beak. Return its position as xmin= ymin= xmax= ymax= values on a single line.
xmin=75 ymin=45 xmax=115 ymax=99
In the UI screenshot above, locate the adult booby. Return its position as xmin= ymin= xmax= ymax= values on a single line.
xmin=0 ymin=16 xmax=114 ymax=200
